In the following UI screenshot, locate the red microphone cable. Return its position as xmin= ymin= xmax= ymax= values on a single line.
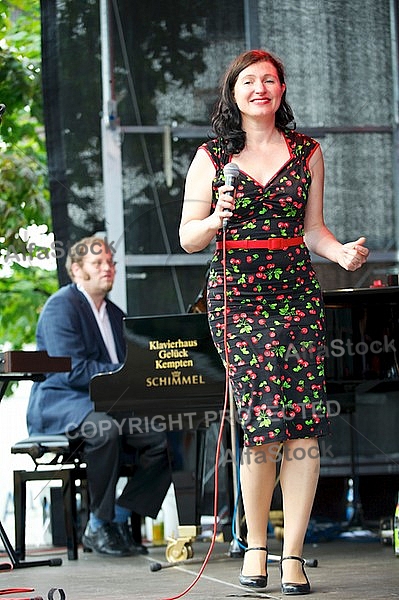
xmin=158 ymin=229 xmax=231 ymax=600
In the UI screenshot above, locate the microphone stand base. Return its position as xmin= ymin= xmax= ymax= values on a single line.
xmin=229 ymin=538 xmax=244 ymax=558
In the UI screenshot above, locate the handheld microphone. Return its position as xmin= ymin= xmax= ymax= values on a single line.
xmin=222 ymin=162 xmax=239 ymax=230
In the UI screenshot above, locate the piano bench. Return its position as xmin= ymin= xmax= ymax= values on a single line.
xmin=11 ymin=435 xmax=143 ymax=561
xmin=11 ymin=434 xmax=88 ymax=561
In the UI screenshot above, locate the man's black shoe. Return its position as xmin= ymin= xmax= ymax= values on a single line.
xmin=114 ymin=522 xmax=149 ymax=555
xmin=82 ymin=523 xmax=132 ymax=557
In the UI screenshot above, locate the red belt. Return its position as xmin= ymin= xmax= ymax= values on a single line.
xmin=216 ymin=236 xmax=304 ymax=250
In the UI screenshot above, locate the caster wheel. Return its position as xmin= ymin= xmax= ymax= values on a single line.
xmin=165 ymin=541 xmax=194 ymax=562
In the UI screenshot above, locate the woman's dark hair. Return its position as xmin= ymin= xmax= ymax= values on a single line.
xmin=211 ymin=49 xmax=295 ymax=154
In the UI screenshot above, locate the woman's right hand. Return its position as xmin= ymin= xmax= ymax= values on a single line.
xmin=180 ymin=148 xmax=236 ymax=252
xmin=214 ymin=184 xmax=236 ymax=227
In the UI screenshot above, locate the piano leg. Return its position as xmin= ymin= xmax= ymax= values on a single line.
xmin=165 ymin=430 xmax=201 ymax=562
xmin=165 ymin=422 xmax=235 ymax=563
xmin=327 ymin=391 xmax=366 ymax=530
xmin=346 ymin=410 xmax=365 ymax=528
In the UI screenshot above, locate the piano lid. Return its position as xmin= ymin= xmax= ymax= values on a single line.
xmin=90 ymin=313 xmax=226 ymax=423
xmin=323 ymin=285 xmax=399 ymax=306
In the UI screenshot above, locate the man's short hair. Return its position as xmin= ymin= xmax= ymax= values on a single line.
xmin=65 ymin=236 xmax=113 ymax=279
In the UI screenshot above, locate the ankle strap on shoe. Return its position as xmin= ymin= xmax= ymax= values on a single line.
xmin=245 ymin=546 xmax=268 ymax=553
xmin=280 ymin=555 xmax=305 ymax=564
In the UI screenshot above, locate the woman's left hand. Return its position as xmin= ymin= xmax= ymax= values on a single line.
xmin=337 ymin=236 xmax=369 ymax=271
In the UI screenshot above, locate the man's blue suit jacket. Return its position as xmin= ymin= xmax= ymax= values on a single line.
xmin=27 ymin=283 xmax=126 ymax=435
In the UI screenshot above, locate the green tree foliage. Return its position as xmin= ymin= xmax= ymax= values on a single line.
xmin=0 ymin=0 xmax=58 ymax=350
xmin=0 ymin=262 xmax=56 ymax=349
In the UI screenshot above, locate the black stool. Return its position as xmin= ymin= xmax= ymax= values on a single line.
xmin=11 ymin=434 xmax=87 ymax=561
xmin=11 ymin=435 xmax=144 ymax=561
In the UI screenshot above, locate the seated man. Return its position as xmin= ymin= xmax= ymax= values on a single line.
xmin=27 ymin=236 xmax=171 ymax=556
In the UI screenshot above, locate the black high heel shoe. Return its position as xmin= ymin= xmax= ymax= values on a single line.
xmin=239 ymin=546 xmax=268 ymax=589
xmin=280 ymin=555 xmax=310 ymax=595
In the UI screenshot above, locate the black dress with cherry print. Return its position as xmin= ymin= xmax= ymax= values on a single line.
xmin=204 ymin=130 xmax=330 ymax=447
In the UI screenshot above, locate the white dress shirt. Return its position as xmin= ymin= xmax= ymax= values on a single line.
xmin=77 ymin=285 xmax=119 ymax=364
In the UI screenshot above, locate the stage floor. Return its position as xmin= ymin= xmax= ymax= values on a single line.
xmin=0 ymin=537 xmax=397 ymax=600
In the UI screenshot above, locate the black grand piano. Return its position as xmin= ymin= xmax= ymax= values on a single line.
xmin=320 ymin=286 xmax=399 ymax=523
xmin=323 ymin=286 xmax=399 ymax=473
xmin=90 ymin=311 xmax=230 ymax=550
xmin=90 ymin=286 xmax=399 ymax=533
